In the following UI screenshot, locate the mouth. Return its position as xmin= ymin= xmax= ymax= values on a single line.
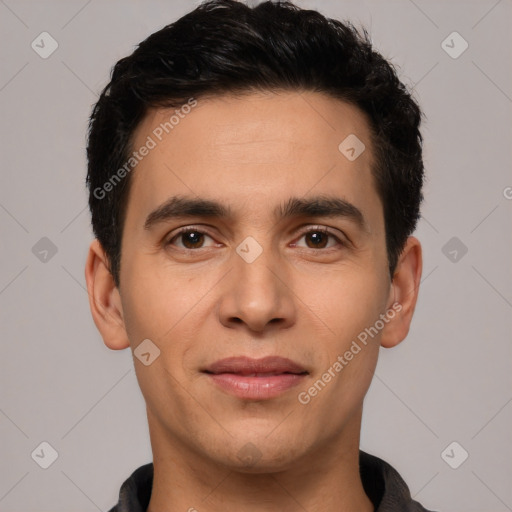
xmin=202 ymin=356 xmax=309 ymax=400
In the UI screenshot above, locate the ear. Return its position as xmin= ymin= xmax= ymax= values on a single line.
xmin=84 ymin=239 xmax=130 ymax=350
xmin=380 ymin=236 xmax=422 ymax=349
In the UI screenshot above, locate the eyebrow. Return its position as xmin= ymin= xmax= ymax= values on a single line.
xmin=144 ymin=194 xmax=369 ymax=232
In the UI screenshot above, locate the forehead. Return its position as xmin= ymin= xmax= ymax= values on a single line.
xmin=126 ymin=91 xmax=381 ymax=228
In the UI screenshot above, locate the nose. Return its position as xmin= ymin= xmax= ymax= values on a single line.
xmin=217 ymin=241 xmax=297 ymax=334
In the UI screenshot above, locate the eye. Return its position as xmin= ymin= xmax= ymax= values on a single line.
xmin=292 ymin=227 xmax=344 ymax=250
xmin=166 ymin=227 xmax=218 ymax=250
xmin=165 ymin=226 xmax=346 ymax=251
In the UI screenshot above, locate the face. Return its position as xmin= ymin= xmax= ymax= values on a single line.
xmin=114 ymin=91 xmax=397 ymax=471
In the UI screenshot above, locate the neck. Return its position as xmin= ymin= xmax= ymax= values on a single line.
xmin=146 ymin=411 xmax=374 ymax=512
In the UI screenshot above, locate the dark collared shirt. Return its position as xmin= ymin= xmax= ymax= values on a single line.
xmin=108 ymin=450 xmax=436 ymax=512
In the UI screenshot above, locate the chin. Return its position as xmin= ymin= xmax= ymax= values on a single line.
xmin=207 ymin=433 xmax=307 ymax=473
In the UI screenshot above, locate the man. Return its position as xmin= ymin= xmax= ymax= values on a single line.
xmin=85 ymin=0 xmax=434 ymax=510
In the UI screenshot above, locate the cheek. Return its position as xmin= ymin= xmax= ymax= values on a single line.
xmin=119 ymin=270 xmax=205 ymax=428
xmin=297 ymin=334 xmax=379 ymax=437
xmin=119 ymin=267 xmax=194 ymax=357
xmin=119 ymin=256 xmax=221 ymax=378
xmin=119 ymin=248 xmax=193 ymax=340
xmin=298 ymin=264 xmax=389 ymax=344
xmin=315 ymin=264 xmax=388 ymax=415
xmin=120 ymin=276 xmax=168 ymax=344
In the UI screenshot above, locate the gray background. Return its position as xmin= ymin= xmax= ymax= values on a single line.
xmin=1 ymin=0 xmax=511 ymax=510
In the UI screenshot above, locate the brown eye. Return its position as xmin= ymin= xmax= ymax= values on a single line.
xmin=180 ymin=231 xmax=205 ymax=249
xmin=293 ymin=228 xmax=344 ymax=250
xmin=304 ymin=231 xmax=329 ymax=248
xmin=167 ymin=228 xmax=216 ymax=249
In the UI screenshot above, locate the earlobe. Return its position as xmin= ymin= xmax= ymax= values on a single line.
xmin=84 ymin=239 xmax=130 ymax=350
xmin=380 ymin=236 xmax=422 ymax=349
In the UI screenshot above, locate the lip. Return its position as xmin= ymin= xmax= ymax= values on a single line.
xmin=202 ymin=356 xmax=309 ymax=400
xmin=203 ymin=356 xmax=308 ymax=375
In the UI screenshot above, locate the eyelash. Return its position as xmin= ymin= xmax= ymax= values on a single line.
xmin=165 ymin=225 xmax=346 ymax=251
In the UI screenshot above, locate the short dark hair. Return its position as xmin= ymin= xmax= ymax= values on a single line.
xmin=86 ymin=0 xmax=424 ymax=287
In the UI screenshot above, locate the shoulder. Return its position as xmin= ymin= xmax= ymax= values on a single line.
xmin=359 ymin=451 xmax=438 ymax=512
xmin=108 ymin=462 xmax=154 ymax=512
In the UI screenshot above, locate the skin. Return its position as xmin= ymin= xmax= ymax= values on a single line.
xmin=85 ymin=90 xmax=422 ymax=512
